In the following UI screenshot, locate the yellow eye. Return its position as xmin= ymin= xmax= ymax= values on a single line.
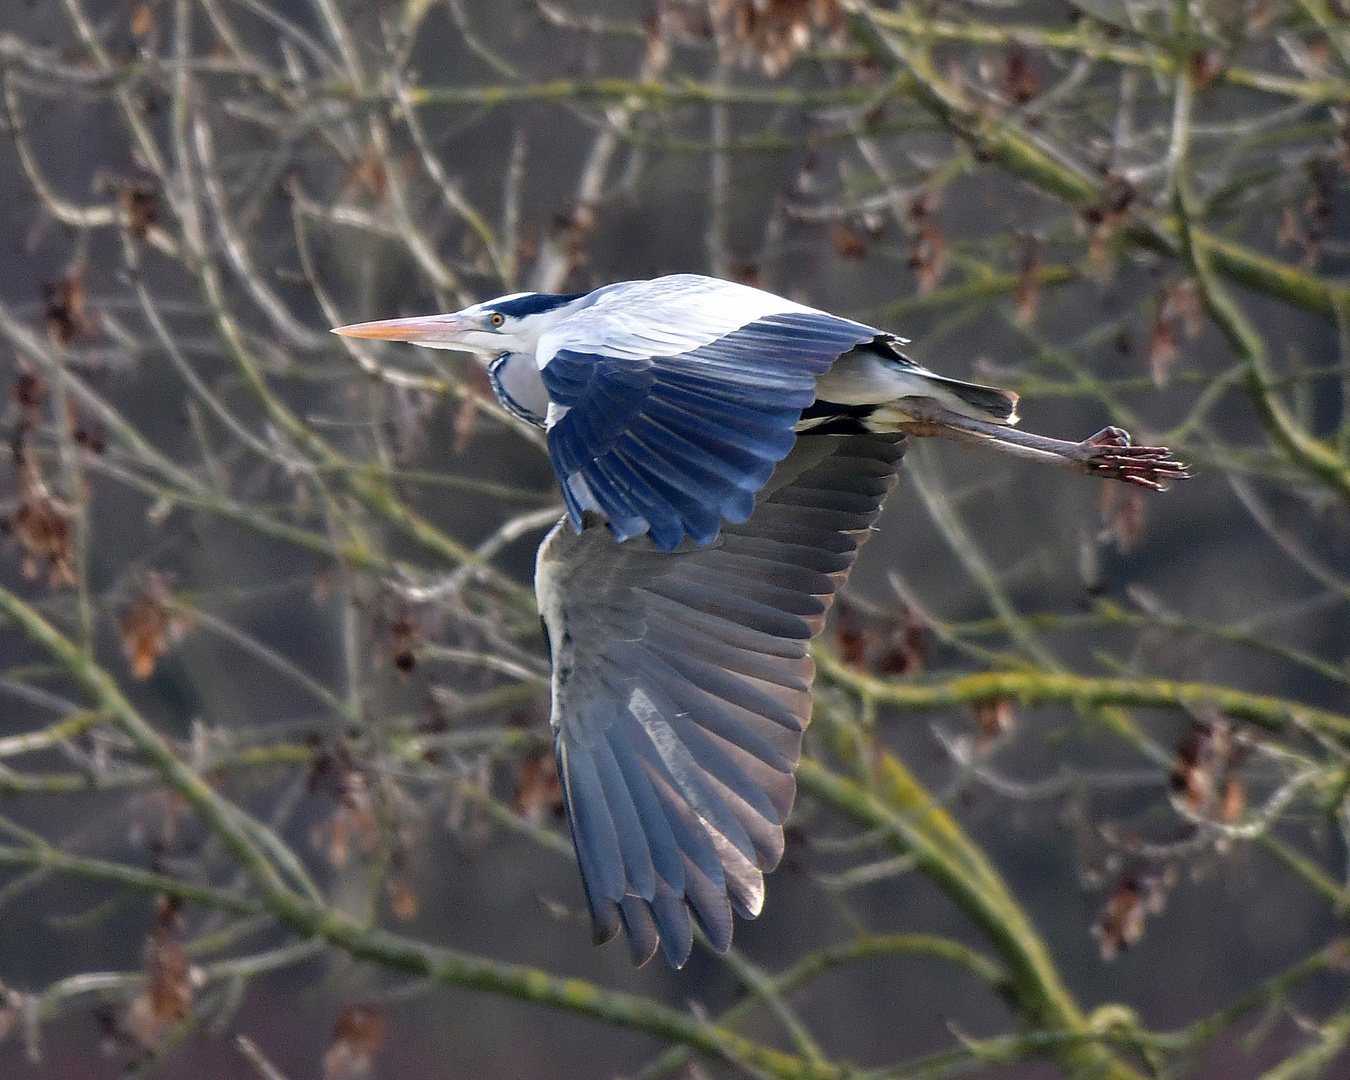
xmin=490 ymin=312 xmax=505 ymax=328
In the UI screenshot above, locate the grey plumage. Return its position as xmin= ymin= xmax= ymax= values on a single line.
xmin=536 ymin=433 xmax=904 ymax=967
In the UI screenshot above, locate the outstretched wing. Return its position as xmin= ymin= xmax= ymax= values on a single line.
xmin=538 ymin=275 xmax=879 ymax=551
xmin=535 ymin=432 xmax=906 ymax=967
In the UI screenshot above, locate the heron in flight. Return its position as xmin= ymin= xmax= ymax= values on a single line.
xmin=334 ymin=274 xmax=1183 ymax=967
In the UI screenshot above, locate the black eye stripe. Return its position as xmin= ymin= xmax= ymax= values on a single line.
xmin=488 ymin=291 xmax=586 ymax=318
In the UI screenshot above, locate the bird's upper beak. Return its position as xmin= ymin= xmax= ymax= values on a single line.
xmin=331 ymin=313 xmax=474 ymax=345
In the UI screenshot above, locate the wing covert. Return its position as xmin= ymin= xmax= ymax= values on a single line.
xmin=536 ymin=432 xmax=906 ymax=967
xmin=538 ymin=277 xmax=880 ymax=550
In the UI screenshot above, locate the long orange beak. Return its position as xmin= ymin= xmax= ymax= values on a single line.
xmin=331 ymin=313 xmax=472 ymax=344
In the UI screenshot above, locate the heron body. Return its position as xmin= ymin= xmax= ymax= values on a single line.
xmin=337 ymin=275 xmax=1017 ymax=555
xmin=331 ymin=274 xmax=1061 ymax=966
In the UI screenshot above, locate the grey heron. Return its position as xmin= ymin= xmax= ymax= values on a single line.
xmin=334 ymin=273 xmax=1184 ymax=967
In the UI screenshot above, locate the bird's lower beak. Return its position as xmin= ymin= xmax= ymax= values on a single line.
xmin=331 ymin=313 xmax=473 ymax=345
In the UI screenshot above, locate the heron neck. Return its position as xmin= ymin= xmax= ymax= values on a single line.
xmin=488 ymin=351 xmax=549 ymax=426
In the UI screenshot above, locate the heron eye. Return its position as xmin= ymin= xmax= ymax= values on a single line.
xmin=489 ymin=312 xmax=505 ymax=328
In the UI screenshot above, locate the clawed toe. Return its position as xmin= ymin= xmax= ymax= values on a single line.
xmin=1078 ymin=434 xmax=1190 ymax=490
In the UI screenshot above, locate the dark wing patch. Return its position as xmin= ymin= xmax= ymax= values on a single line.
xmin=544 ymin=312 xmax=876 ymax=550
xmin=539 ymin=433 xmax=906 ymax=967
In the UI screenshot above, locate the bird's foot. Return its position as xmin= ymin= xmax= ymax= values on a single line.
xmin=1074 ymin=428 xmax=1190 ymax=491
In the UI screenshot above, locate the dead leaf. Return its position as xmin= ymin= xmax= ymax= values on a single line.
xmin=830 ymin=222 xmax=869 ymax=260
xmin=1099 ymin=484 xmax=1145 ymax=553
xmin=1092 ymin=878 xmax=1145 ymax=960
xmin=1246 ymin=0 xmax=1275 ymax=33
xmin=118 ymin=172 xmax=159 ymax=242
xmin=124 ymin=897 xmax=192 ymax=1051
xmin=1218 ymin=776 xmax=1245 ymax=824
xmin=831 ymin=603 xmax=870 ymax=670
xmin=514 ymin=749 xmax=563 ymax=823
xmin=131 ymin=3 xmax=156 ymax=38
xmin=1091 ymin=874 xmax=1168 ymax=960
xmin=1147 ymin=312 xmax=1178 ymax=387
xmin=387 ymin=877 xmax=419 ymax=921
xmin=1278 ymin=206 xmax=1301 ymax=249
xmin=119 ymin=572 xmax=194 ymax=679
xmin=1326 ymin=938 xmax=1350 ymax=972
xmin=643 ymin=12 xmax=672 ymax=75
xmin=1189 ymin=49 xmax=1225 ymax=88
xmin=729 ymin=261 xmax=763 ymax=288
xmin=1170 ymin=714 xmax=1246 ymax=823
xmin=310 ymin=752 xmax=379 ymax=870
xmin=324 ymin=1004 xmax=384 ymax=1080
xmin=1014 ymin=235 xmax=1041 ymax=325
xmin=12 ymin=362 xmax=47 ymax=423
xmin=718 ymin=0 xmax=845 ymax=76
xmin=389 ymin=606 xmax=420 ymax=675
xmin=830 ymin=596 xmax=926 ymax=676
xmin=1161 ymin=279 xmax=1203 ymax=339
xmin=6 ymin=447 xmax=75 ymax=587
xmin=1078 ymin=173 xmax=1136 ymax=280
xmin=973 ymin=698 xmax=1015 ymax=751
xmin=452 ymin=396 xmax=478 ymax=454
xmin=1003 ymin=45 xmax=1040 ymax=104
xmin=340 ymin=143 xmax=388 ymax=206
xmin=907 ymin=196 xmax=947 ymax=296
xmin=42 ymin=267 xmax=92 ymax=347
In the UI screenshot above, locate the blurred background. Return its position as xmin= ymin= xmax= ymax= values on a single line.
xmin=1 ymin=0 xmax=1348 ymax=1077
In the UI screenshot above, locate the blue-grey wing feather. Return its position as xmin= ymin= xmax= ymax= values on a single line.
xmin=537 ymin=432 xmax=906 ymax=967
xmin=538 ymin=276 xmax=880 ymax=550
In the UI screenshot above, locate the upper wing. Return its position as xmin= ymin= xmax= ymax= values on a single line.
xmin=538 ymin=276 xmax=879 ymax=550
xmin=535 ymin=431 xmax=906 ymax=967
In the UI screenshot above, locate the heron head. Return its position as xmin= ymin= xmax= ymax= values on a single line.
xmin=332 ymin=290 xmax=587 ymax=358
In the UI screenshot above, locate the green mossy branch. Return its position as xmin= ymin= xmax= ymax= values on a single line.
xmin=846 ymin=2 xmax=1350 ymax=321
xmin=817 ymin=650 xmax=1350 ymax=742
xmin=0 ymin=582 xmax=1037 ymax=1080
xmin=798 ymin=748 xmax=1145 ymax=1080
